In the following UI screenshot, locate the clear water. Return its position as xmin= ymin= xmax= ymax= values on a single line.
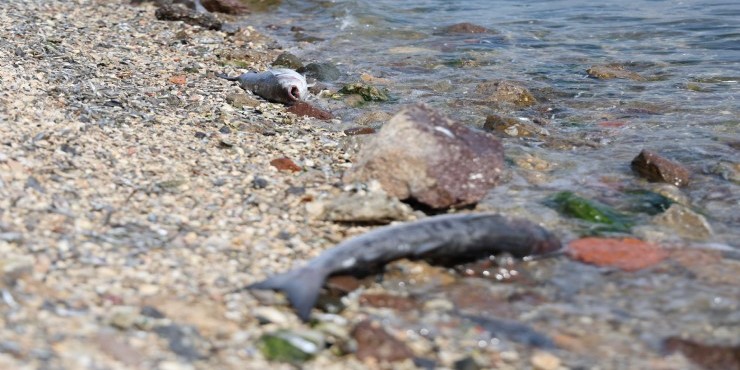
xmin=247 ymin=0 xmax=740 ymax=245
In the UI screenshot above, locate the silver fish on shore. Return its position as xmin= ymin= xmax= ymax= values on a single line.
xmin=217 ymin=69 xmax=308 ymax=105
xmin=247 ymin=213 xmax=562 ymax=321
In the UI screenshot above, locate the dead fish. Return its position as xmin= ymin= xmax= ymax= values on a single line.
xmin=217 ymin=69 xmax=308 ymax=105
xmin=247 ymin=213 xmax=562 ymax=321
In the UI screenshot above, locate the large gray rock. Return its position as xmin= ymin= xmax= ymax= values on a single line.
xmin=345 ymin=104 xmax=506 ymax=209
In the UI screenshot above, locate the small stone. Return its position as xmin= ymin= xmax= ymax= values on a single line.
xmin=270 ymin=157 xmax=301 ymax=172
xmin=484 ymin=114 xmax=548 ymax=138
xmin=219 ymin=126 xmax=231 ymax=134
xmin=352 ymin=320 xmax=413 ymax=362
xmin=322 ymin=191 xmax=412 ymax=224
xmin=1 ymin=256 xmax=33 ymax=286
xmin=359 ymin=293 xmax=417 ymax=311
xmin=631 ymin=149 xmax=690 ymax=187
xmin=154 ymin=325 xmax=206 ymax=361
xmin=199 ymin=0 xmax=250 ymax=15
xmin=531 ymin=351 xmax=561 ymax=370
xmin=653 ymin=204 xmax=712 ymax=240
xmin=97 ymin=332 xmax=143 ymax=366
xmin=194 ymin=131 xmax=207 ymax=139
xmin=169 ymin=75 xmax=186 ymax=85
xmin=253 ymin=307 xmax=289 ymax=325
xmin=252 ymin=177 xmax=269 ymax=189
xmin=225 ymin=93 xmax=260 ymax=109
xmin=454 ymin=356 xmax=481 ymax=370
xmin=108 ymin=306 xmax=141 ymax=330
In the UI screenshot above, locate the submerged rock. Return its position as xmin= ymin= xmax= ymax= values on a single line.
xmin=297 ymin=62 xmax=342 ymax=82
xmin=484 ymin=114 xmax=549 ymax=138
xmin=346 ymin=104 xmax=506 ymax=208
xmin=272 ymin=52 xmax=304 ymax=70
xmin=653 ymin=204 xmax=712 ymax=240
xmin=475 ymin=80 xmax=537 ymax=108
xmin=631 ymin=149 xmax=690 ymax=187
xmin=443 ymin=22 xmax=491 ymax=34
xmin=568 ymin=237 xmax=668 ymax=271
xmin=545 ymin=191 xmax=632 ymax=233
xmin=339 ymin=83 xmax=390 ymax=102
xmin=352 ymin=320 xmax=414 ymax=362
xmin=662 ymin=337 xmax=740 ymax=370
xmin=587 ymin=64 xmax=646 ymax=81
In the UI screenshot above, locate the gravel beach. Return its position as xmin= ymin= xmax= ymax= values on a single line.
xmin=2 ymin=1 xmax=739 ymax=370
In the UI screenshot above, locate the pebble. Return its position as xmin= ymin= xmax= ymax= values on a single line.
xmin=531 ymin=351 xmax=562 ymax=370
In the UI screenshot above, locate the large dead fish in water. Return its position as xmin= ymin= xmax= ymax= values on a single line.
xmin=247 ymin=213 xmax=562 ymax=321
xmin=217 ymin=69 xmax=308 ymax=105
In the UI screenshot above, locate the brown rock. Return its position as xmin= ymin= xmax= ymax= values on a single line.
xmin=352 ymin=320 xmax=413 ymax=362
xmin=345 ymin=104 xmax=506 ymax=209
xmin=286 ymin=101 xmax=334 ymax=120
xmin=225 ymin=93 xmax=260 ymax=109
xmin=344 ymin=127 xmax=376 ymax=136
xmin=443 ymin=22 xmax=491 ymax=34
xmin=270 ymin=157 xmax=301 ymax=172
xmin=359 ymin=293 xmax=417 ymax=311
xmin=200 ymin=0 xmax=249 ymax=15
xmin=587 ymin=65 xmax=646 ymax=81
xmin=476 ymin=80 xmax=538 ymax=107
xmin=154 ymin=4 xmax=222 ymax=30
xmin=169 ymin=75 xmax=186 ymax=85
xmin=631 ymin=149 xmax=690 ymax=187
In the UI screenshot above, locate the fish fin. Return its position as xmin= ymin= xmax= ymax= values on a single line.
xmin=248 ymin=267 xmax=326 ymax=322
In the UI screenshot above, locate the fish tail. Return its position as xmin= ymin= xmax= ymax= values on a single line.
xmin=248 ymin=267 xmax=326 ymax=322
xmin=215 ymin=72 xmax=240 ymax=81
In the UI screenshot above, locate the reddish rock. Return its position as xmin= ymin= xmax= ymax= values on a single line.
xmin=444 ymin=22 xmax=491 ymax=34
xmin=325 ymin=275 xmax=361 ymax=293
xmin=568 ymin=237 xmax=668 ymax=271
xmin=344 ymin=127 xmax=376 ymax=136
xmin=345 ymin=104 xmax=506 ymax=209
xmin=631 ymin=149 xmax=690 ymax=187
xmin=200 ymin=0 xmax=249 ymax=14
xmin=169 ymin=75 xmax=186 ymax=85
xmin=352 ymin=320 xmax=413 ymax=362
xmin=476 ymin=80 xmax=538 ymax=107
xmin=359 ymin=293 xmax=417 ymax=311
xmin=663 ymin=337 xmax=740 ymax=370
xmin=286 ymin=101 xmax=334 ymax=120
xmin=270 ymin=157 xmax=301 ymax=172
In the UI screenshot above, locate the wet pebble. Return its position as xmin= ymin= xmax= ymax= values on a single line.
xmin=631 ymin=149 xmax=690 ymax=187
xmin=297 ymin=62 xmax=342 ymax=82
xmin=344 ymin=127 xmax=377 ymax=136
xmin=270 ymin=157 xmax=302 ymax=172
xmin=568 ymin=237 xmax=668 ymax=271
xmin=351 ymin=320 xmax=414 ymax=362
xmin=476 ymin=80 xmax=537 ymax=107
xmin=272 ymin=52 xmax=304 ymax=70
xmin=587 ymin=64 xmax=646 ymax=81
xmin=652 ymin=204 xmax=713 ymax=240
xmin=286 ymin=101 xmax=334 ymax=120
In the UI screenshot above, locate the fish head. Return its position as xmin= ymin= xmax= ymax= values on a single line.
xmin=272 ymin=69 xmax=308 ymax=102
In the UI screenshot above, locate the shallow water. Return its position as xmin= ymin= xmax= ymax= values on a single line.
xmin=236 ymin=1 xmax=740 ymax=366
xmin=246 ymin=0 xmax=739 ymax=246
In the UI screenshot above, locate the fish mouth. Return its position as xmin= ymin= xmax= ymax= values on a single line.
xmin=289 ymin=86 xmax=301 ymax=101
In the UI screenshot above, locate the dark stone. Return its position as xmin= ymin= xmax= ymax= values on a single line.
xmin=252 ymin=177 xmax=269 ymax=189
xmin=194 ymin=131 xmax=207 ymax=139
xmin=454 ymin=356 xmax=481 ymax=370
xmin=297 ymin=62 xmax=341 ymax=82
xmin=154 ymin=4 xmax=222 ymax=30
xmin=443 ymin=22 xmax=491 ymax=34
xmin=286 ymin=102 xmax=334 ymax=120
xmin=345 ymin=104 xmax=506 ymax=209
xmin=286 ymin=186 xmax=305 ymax=196
xmin=359 ymin=293 xmax=417 ymax=311
xmin=351 ymin=320 xmax=414 ymax=362
xmin=631 ymin=149 xmax=690 ymax=187
xmin=153 ymin=325 xmax=206 ymax=361
xmin=271 ymin=52 xmax=304 ymax=70
xmin=218 ymin=126 xmax=231 ymax=134
xmin=140 ymin=306 xmax=166 ymax=318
